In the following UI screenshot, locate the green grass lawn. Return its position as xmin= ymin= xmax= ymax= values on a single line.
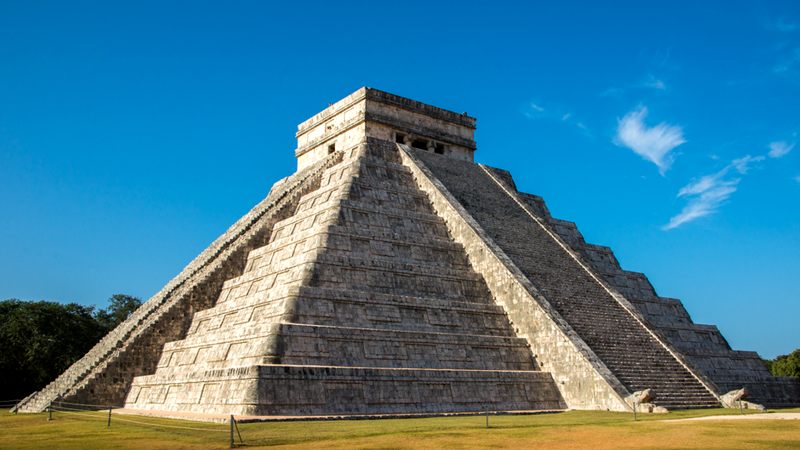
xmin=1 ymin=408 xmax=798 ymax=449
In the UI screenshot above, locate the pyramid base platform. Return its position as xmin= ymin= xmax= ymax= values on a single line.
xmin=125 ymin=365 xmax=567 ymax=416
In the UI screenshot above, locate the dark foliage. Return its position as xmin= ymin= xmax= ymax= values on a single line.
xmin=0 ymin=295 xmax=142 ymax=402
xmin=763 ymin=349 xmax=800 ymax=382
xmin=93 ymin=294 xmax=143 ymax=331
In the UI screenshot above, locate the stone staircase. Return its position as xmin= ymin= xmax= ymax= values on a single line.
xmin=410 ymin=148 xmax=721 ymax=410
xmin=512 ymin=175 xmax=800 ymax=407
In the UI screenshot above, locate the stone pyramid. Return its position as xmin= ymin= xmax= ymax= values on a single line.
xmin=17 ymin=88 xmax=799 ymax=415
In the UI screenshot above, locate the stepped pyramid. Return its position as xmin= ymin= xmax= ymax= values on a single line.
xmin=17 ymin=88 xmax=799 ymax=415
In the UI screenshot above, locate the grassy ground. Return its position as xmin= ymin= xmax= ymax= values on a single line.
xmin=1 ymin=408 xmax=799 ymax=449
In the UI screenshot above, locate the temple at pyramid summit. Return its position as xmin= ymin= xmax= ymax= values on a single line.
xmin=16 ymin=88 xmax=800 ymax=416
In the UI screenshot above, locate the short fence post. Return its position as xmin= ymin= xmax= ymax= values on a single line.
xmin=485 ymin=408 xmax=489 ymax=428
xmin=633 ymin=401 xmax=637 ymax=421
xmin=48 ymin=402 xmax=52 ymax=421
xmin=740 ymin=399 xmax=743 ymax=415
xmin=230 ymin=415 xmax=234 ymax=448
xmin=233 ymin=417 xmax=243 ymax=444
xmin=108 ymin=407 xmax=112 ymax=426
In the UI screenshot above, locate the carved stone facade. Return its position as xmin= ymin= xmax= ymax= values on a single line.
xmin=17 ymin=88 xmax=799 ymax=415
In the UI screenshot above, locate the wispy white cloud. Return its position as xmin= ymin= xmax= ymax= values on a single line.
xmin=614 ymin=105 xmax=686 ymax=175
xmin=773 ymin=47 xmax=800 ymax=75
xmin=666 ymin=180 xmax=739 ymax=230
xmin=642 ymin=75 xmax=666 ymax=90
xmin=598 ymin=87 xmax=624 ymax=97
xmin=652 ymin=46 xmax=673 ymax=69
xmin=522 ymin=101 xmax=590 ymax=136
xmin=768 ymin=140 xmax=795 ymax=158
xmin=664 ymin=155 xmax=764 ymax=230
xmin=732 ymin=154 xmax=765 ymax=173
xmin=599 ymin=75 xmax=666 ymax=97
xmin=774 ymin=16 xmax=798 ymax=32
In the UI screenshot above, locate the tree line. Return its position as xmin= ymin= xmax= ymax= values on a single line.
xmin=762 ymin=350 xmax=800 ymax=382
xmin=1 ymin=295 xmax=798 ymax=404
xmin=0 ymin=295 xmax=142 ymax=402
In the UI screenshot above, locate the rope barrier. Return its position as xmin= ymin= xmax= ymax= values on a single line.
xmin=48 ymin=405 xmax=228 ymax=433
xmin=50 ymin=410 xmax=109 ymax=420
xmin=53 ymin=400 xmax=121 ymax=408
xmin=48 ymin=409 xmax=225 ymax=442
xmin=1 ymin=399 xmax=25 ymax=410
xmin=109 ymin=416 xmax=229 ymax=433
xmin=52 ymin=405 xmax=107 ymax=413
xmin=24 ymin=398 xmax=240 ymax=446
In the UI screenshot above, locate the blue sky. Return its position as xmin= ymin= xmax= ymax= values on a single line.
xmin=1 ymin=1 xmax=798 ymax=358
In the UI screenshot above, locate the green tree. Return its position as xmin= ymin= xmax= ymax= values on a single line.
xmin=0 ymin=299 xmax=107 ymax=401
xmin=0 ymin=294 xmax=143 ymax=402
xmin=764 ymin=349 xmax=800 ymax=382
xmin=94 ymin=294 xmax=142 ymax=331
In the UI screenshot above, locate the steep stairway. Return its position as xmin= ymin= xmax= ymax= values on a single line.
xmin=410 ymin=148 xmax=720 ymax=410
xmin=508 ymin=171 xmax=799 ymax=407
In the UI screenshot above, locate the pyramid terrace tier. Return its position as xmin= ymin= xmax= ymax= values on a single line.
xmin=189 ymin=286 xmax=516 ymax=337
xmin=215 ymin=245 xmax=496 ymax=308
xmin=125 ymin=365 xmax=565 ymax=416
xmin=153 ymin=322 xmax=538 ymax=373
